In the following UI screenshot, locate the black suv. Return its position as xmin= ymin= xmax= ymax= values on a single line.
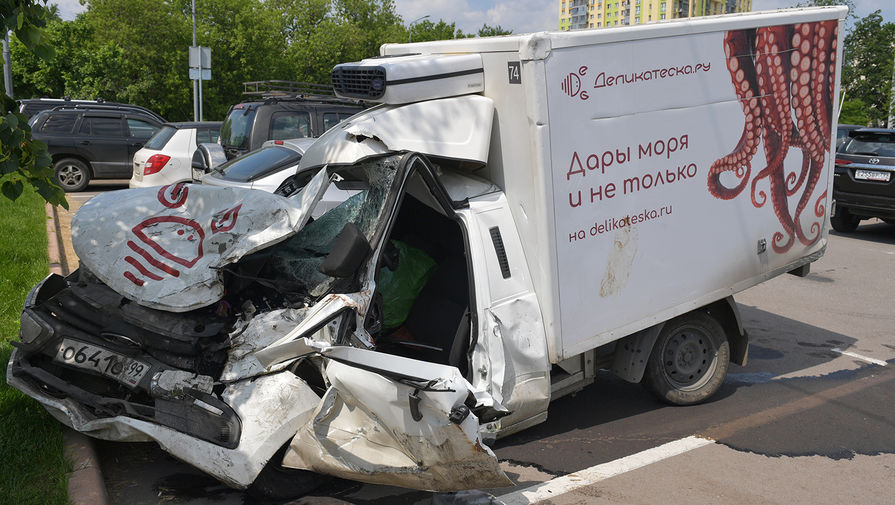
xmin=219 ymin=81 xmax=365 ymax=160
xmin=831 ymin=128 xmax=895 ymax=232
xmin=31 ymin=105 xmax=164 ymax=191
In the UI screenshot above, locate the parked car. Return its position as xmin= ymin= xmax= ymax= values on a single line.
xmin=835 ymin=123 xmax=863 ymax=151
xmin=201 ymin=138 xmax=360 ymax=215
xmin=31 ymin=106 xmax=164 ymax=191
xmin=832 ymin=128 xmax=895 ymax=232
xmin=200 ymin=138 xmax=314 ymax=192
xmin=19 ymin=98 xmax=166 ymax=123
xmin=130 ymin=122 xmax=222 ymax=188
xmin=219 ymin=81 xmax=364 ymax=160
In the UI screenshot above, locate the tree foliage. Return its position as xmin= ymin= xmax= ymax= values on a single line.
xmin=1 ymin=0 xmax=66 ymax=206
xmin=841 ymin=11 xmax=895 ymax=127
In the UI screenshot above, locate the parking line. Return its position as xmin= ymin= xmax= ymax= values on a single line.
xmin=831 ymin=348 xmax=888 ymax=367
xmin=496 ymin=436 xmax=713 ymax=505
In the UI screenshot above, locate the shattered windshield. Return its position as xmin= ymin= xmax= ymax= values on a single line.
xmin=252 ymin=154 xmax=403 ymax=298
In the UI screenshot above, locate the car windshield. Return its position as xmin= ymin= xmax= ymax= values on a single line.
xmin=143 ymin=126 xmax=177 ymax=150
xmin=246 ymin=154 xmax=402 ymax=299
xmin=843 ymin=133 xmax=895 ymax=157
xmin=216 ymin=145 xmax=302 ymax=182
xmin=220 ymin=107 xmax=256 ymax=150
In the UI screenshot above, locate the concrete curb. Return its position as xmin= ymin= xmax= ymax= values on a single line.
xmin=45 ymin=202 xmax=110 ymax=505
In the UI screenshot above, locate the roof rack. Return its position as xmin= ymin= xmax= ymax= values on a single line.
xmin=243 ymin=80 xmax=335 ymax=97
xmin=47 ymin=103 xmax=166 ymax=123
xmin=242 ymin=80 xmax=364 ymax=105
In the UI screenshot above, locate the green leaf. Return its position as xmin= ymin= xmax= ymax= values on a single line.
xmin=1 ymin=180 xmax=24 ymax=201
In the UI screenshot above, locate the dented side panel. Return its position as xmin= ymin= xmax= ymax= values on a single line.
xmin=282 ymin=359 xmax=511 ymax=491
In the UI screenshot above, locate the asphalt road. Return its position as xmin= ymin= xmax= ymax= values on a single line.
xmin=61 ymin=185 xmax=895 ymax=504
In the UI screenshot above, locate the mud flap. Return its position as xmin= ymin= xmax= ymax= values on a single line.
xmin=281 ymin=349 xmax=512 ymax=491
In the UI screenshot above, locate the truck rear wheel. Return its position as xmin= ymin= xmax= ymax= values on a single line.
xmin=642 ymin=311 xmax=729 ymax=405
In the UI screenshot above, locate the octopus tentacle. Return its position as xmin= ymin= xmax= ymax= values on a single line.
xmin=753 ymin=26 xmax=796 ymax=247
xmin=707 ymin=29 xmax=761 ymax=200
xmin=792 ymin=21 xmax=835 ymax=245
xmin=710 ymin=21 xmax=839 ymax=254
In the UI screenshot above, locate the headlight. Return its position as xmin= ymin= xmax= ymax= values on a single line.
xmin=17 ymin=309 xmax=56 ymax=351
xmin=156 ymin=390 xmax=242 ymax=449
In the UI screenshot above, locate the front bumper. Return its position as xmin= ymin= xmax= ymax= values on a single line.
xmin=832 ymin=189 xmax=895 ymax=219
xmin=8 ymin=349 xmax=319 ymax=488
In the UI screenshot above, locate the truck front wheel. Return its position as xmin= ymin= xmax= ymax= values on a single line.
xmin=642 ymin=311 xmax=729 ymax=405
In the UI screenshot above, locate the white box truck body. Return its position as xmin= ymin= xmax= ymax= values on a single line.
xmin=9 ymin=6 xmax=846 ymax=496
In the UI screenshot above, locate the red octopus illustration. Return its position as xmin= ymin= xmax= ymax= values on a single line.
xmin=707 ymin=21 xmax=837 ymax=253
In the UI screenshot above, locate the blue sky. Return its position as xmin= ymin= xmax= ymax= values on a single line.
xmin=53 ymin=1 xmax=895 ymax=35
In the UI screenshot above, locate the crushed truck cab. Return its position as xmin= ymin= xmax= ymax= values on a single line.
xmin=8 ymin=6 xmax=846 ymax=498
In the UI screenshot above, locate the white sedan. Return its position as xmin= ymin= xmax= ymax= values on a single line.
xmin=130 ymin=121 xmax=222 ymax=188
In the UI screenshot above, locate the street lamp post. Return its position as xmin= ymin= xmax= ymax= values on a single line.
xmin=408 ymin=15 xmax=430 ymax=43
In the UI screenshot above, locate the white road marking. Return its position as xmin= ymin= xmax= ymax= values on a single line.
xmin=831 ymin=348 xmax=888 ymax=367
xmin=496 ymin=436 xmax=713 ymax=505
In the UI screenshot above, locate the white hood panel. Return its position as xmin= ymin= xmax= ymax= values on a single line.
xmin=72 ymin=171 xmax=329 ymax=312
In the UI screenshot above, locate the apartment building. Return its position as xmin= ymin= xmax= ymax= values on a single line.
xmin=558 ymin=0 xmax=752 ymax=30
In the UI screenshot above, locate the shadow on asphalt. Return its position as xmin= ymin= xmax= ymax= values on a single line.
xmin=493 ymin=307 xmax=856 ymax=473
xmin=829 ymin=220 xmax=895 ymax=246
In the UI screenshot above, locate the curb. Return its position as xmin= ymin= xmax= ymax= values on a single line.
xmin=45 ymin=202 xmax=110 ymax=505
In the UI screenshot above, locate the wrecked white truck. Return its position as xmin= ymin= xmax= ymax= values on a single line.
xmin=8 ymin=6 xmax=845 ymax=498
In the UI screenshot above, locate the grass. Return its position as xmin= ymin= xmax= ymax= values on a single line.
xmin=0 ymin=189 xmax=69 ymax=505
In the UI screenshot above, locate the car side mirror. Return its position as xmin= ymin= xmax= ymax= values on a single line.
xmin=319 ymin=223 xmax=372 ymax=278
xmin=192 ymin=143 xmax=227 ymax=180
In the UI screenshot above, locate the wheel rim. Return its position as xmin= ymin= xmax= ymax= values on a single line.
xmin=57 ymin=164 xmax=85 ymax=189
xmin=661 ymin=326 xmax=718 ymax=391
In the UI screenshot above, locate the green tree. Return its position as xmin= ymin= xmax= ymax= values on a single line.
xmin=408 ymin=19 xmax=463 ymax=43
xmin=1 ymin=0 xmax=66 ymax=206
xmin=476 ymin=24 xmax=512 ymax=37
xmin=841 ymin=11 xmax=895 ymax=127
xmin=838 ymin=98 xmax=870 ymax=126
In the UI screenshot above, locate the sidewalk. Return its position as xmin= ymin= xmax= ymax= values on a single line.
xmin=45 ymin=199 xmax=110 ymax=505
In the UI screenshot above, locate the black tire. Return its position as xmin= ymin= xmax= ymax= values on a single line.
xmin=54 ymin=158 xmax=91 ymax=192
xmin=830 ymin=207 xmax=860 ymax=233
xmin=247 ymin=441 xmax=330 ymax=500
xmin=642 ymin=311 xmax=729 ymax=405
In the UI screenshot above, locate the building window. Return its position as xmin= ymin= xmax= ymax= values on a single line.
xmin=661 ymin=2 xmax=666 ymax=12
xmin=590 ymin=23 xmax=594 ymax=27
xmin=660 ymin=13 xmax=665 ymax=19
xmin=635 ymin=6 xmax=639 ymax=13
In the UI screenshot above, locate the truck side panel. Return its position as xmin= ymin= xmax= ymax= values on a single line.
xmin=541 ymin=17 xmax=843 ymax=358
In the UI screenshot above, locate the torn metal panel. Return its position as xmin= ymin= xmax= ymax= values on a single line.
xmin=473 ymin=295 xmax=551 ymax=434
xmin=72 ymin=168 xmax=330 ymax=312
xmin=283 ymin=359 xmax=512 ymax=491
xmin=299 ymin=96 xmax=494 ymax=171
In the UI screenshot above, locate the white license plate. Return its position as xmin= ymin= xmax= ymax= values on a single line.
xmin=854 ymin=169 xmax=891 ymax=182
xmin=54 ymin=339 xmax=150 ymax=387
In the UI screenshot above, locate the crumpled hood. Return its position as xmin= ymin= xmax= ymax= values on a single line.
xmin=72 ymin=169 xmax=329 ymax=312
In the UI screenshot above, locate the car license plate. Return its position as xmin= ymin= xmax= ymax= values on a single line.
xmin=54 ymin=338 xmax=150 ymax=387
xmin=854 ymin=169 xmax=891 ymax=182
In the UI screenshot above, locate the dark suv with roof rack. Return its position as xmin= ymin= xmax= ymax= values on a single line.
xmin=31 ymin=105 xmax=164 ymax=191
xmin=219 ymin=80 xmax=365 ymax=160
xmin=831 ymin=128 xmax=895 ymax=232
